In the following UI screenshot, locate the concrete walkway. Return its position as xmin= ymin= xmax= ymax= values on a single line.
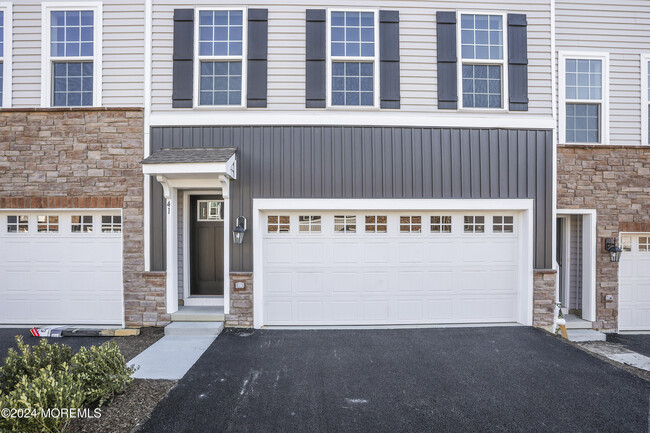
xmin=580 ymin=340 xmax=650 ymax=372
xmin=129 ymin=335 xmax=217 ymax=380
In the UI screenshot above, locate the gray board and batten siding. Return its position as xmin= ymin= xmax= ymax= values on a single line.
xmin=149 ymin=126 xmax=553 ymax=272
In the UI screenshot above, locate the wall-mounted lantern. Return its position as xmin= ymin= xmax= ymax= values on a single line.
xmin=233 ymin=216 xmax=247 ymax=244
xmin=605 ymin=237 xmax=622 ymax=263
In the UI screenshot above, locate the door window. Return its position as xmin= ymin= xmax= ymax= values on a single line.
xmin=197 ymin=200 xmax=223 ymax=221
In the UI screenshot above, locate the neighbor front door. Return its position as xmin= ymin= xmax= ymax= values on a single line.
xmin=190 ymin=195 xmax=224 ymax=296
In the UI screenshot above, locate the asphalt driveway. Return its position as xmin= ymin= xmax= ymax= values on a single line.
xmin=139 ymin=327 xmax=650 ymax=433
xmin=608 ymin=333 xmax=650 ymax=358
xmin=0 ymin=328 xmax=111 ymax=361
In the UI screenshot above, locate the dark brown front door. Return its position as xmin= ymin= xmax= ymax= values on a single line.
xmin=190 ymin=195 xmax=224 ymax=296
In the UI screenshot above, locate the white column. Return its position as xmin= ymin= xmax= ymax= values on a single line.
xmin=220 ymin=175 xmax=230 ymax=315
xmin=158 ymin=175 xmax=179 ymax=315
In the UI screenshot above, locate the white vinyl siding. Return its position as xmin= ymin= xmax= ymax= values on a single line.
xmin=151 ymin=0 xmax=553 ymax=116
xmin=11 ymin=0 xmax=145 ymax=108
xmin=556 ymin=0 xmax=650 ymax=145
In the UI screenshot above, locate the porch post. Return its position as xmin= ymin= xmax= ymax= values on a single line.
xmin=158 ymin=175 xmax=179 ymax=315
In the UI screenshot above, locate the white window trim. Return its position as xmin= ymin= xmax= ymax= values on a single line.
xmin=40 ymin=2 xmax=102 ymax=108
xmin=641 ymin=54 xmax=650 ymax=146
xmin=456 ymin=10 xmax=509 ymax=112
xmin=0 ymin=2 xmax=12 ymax=108
xmin=326 ymin=8 xmax=380 ymax=110
xmin=193 ymin=7 xmax=247 ymax=110
xmin=558 ymin=51 xmax=610 ymax=145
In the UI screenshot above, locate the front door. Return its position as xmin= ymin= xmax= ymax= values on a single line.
xmin=190 ymin=195 xmax=224 ymax=296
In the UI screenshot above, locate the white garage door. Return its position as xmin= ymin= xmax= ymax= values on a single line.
xmin=619 ymin=234 xmax=650 ymax=331
xmin=261 ymin=210 xmax=523 ymax=326
xmin=0 ymin=211 xmax=123 ymax=325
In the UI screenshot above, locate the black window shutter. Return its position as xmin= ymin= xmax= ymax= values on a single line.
xmin=507 ymin=14 xmax=528 ymax=111
xmin=172 ymin=9 xmax=194 ymax=108
xmin=436 ymin=12 xmax=457 ymax=109
xmin=306 ymin=9 xmax=326 ymax=108
xmin=247 ymin=9 xmax=268 ymax=108
xmin=379 ymin=11 xmax=400 ymax=109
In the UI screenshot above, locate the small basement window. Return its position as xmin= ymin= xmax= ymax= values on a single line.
xmin=7 ymin=215 xmax=28 ymax=233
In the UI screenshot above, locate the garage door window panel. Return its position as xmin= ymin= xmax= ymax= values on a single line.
xmin=7 ymin=215 xmax=28 ymax=233
xmin=37 ymin=215 xmax=59 ymax=233
xmin=101 ymin=215 xmax=121 ymax=233
xmin=493 ymin=216 xmax=514 ymax=233
xmin=640 ymin=237 xmax=650 ymax=253
xmin=299 ymin=216 xmax=321 ymax=233
xmin=334 ymin=215 xmax=356 ymax=233
xmin=431 ymin=216 xmax=452 ymax=233
xmin=464 ymin=215 xmax=485 ymax=233
xmin=268 ymin=215 xmax=290 ymax=233
xmin=400 ymin=216 xmax=421 ymax=233
xmin=71 ymin=215 xmax=93 ymax=233
xmin=365 ymin=215 xmax=387 ymax=233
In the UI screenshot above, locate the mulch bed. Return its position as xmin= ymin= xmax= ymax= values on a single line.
xmin=70 ymin=327 xmax=178 ymax=433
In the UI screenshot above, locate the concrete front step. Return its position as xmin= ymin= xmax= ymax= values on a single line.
xmin=567 ymin=329 xmax=607 ymax=342
xmin=171 ymin=306 xmax=225 ymax=322
xmin=164 ymin=321 xmax=225 ymax=337
xmin=564 ymin=315 xmax=593 ymax=330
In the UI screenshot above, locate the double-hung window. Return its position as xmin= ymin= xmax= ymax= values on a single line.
xmin=0 ymin=4 xmax=12 ymax=107
xmin=44 ymin=4 xmax=101 ymax=107
xmin=459 ymin=13 xmax=506 ymax=109
xmin=642 ymin=54 xmax=650 ymax=145
xmin=560 ymin=52 xmax=609 ymax=144
xmin=197 ymin=9 xmax=245 ymax=107
xmin=328 ymin=10 xmax=378 ymax=107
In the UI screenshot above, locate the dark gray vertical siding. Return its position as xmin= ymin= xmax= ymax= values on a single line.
xmin=150 ymin=126 xmax=553 ymax=272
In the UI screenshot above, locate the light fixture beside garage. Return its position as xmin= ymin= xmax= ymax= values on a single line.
xmin=233 ymin=216 xmax=247 ymax=244
xmin=605 ymin=237 xmax=622 ymax=263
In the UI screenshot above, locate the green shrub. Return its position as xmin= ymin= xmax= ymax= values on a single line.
xmin=0 ymin=364 xmax=84 ymax=433
xmin=0 ymin=336 xmax=74 ymax=395
xmin=71 ymin=342 xmax=136 ymax=407
xmin=0 ymin=337 xmax=136 ymax=432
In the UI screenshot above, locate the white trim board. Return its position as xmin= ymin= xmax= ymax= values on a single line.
xmin=641 ymin=54 xmax=649 ymax=146
xmin=148 ymin=111 xmax=555 ymax=129
xmin=0 ymin=2 xmax=13 ymax=108
xmin=252 ymin=198 xmax=535 ymax=329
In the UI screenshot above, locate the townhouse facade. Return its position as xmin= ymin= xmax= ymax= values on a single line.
xmin=0 ymin=0 xmax=647 ymax=332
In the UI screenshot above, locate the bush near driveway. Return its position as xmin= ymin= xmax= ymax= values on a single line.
xmin=0 ymin=336 xmax=136 ymax=433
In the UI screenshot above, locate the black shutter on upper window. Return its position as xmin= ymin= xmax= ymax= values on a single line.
xmin=305 ymin=9 xmax=326 ymax=108
xmin=507 ymin=14 xmax=528 ymax=111
xmin=172 ymin=9 xmax=194 ymax=108
xmin=247 ymin=9 xmax=268 ymax=108
xmin=436 ymin=11 xmax=457 ymax=109
xmin=379 ymin=11 xmax=400 ymax=109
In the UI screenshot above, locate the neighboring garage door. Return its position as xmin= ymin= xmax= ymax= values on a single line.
xmin=619 ymin=234 xmax=650 ymax=331
xmin=0 ymin=210 xmax=123 ymax=325
xmin=262 ymin=210 xmax=523 ymax=326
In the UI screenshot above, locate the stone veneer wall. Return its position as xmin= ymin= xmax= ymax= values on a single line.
xmin=558 ymin=145 xmax=650 ymax=330
xmin=226 ymin=272 xmax=253 ymax=327
xmin=0 ymin=108 xmax=168 ymax=327
xmin=533 ymin=270 xmax=557 ymax=327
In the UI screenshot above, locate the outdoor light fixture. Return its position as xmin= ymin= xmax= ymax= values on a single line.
xmin=605 ymin=237 xmax=622 ymax=263
xmin=233 ymin=216 xmax=247 ymax=244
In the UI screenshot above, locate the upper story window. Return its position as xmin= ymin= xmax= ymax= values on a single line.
xmin=459 ymin=13 xmax=505 ymax=109
xmin=560 ymin=52 xmax=609 ymax=144
xmin=197 ymin=9 xmax=245 ymax=107
xmin=43 ymin=5 xmax=101 ymax=107
xmin=328 ymin=10 xmax=378 ymax=107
